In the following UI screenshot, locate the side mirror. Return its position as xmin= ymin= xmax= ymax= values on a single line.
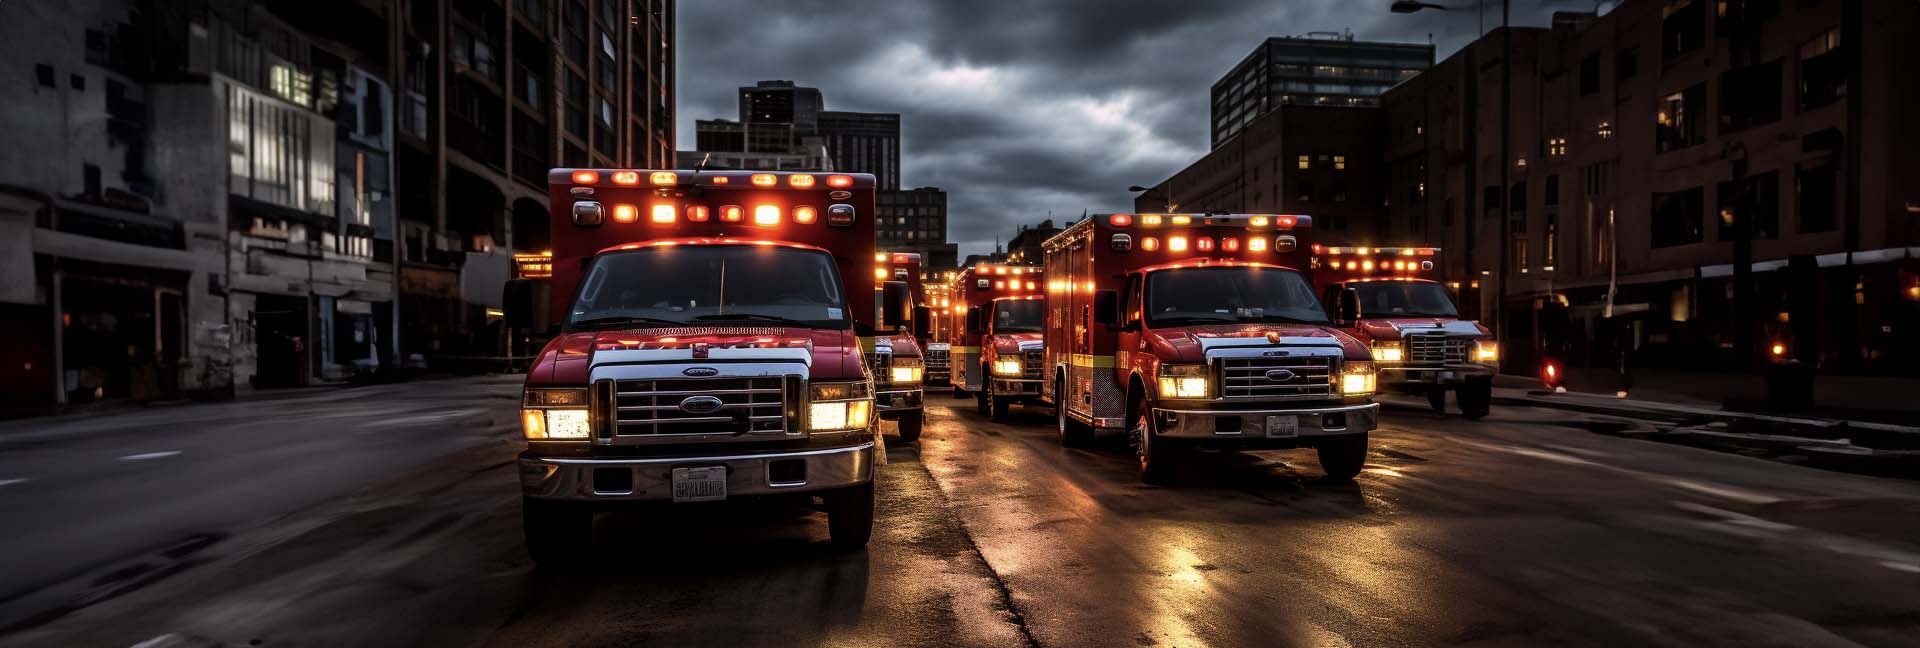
xmin=882 ymin=281 xmax=910 ymax=328
xmin=1092 ymin=290 xmax=1119 ymax=327
xmin=503 ymin=279 xmax=550 ymax=330
xmin=967 ymin=308 xmax=986 ymax=335
xmin=1337 ymin=287 xmax=1361 ymax=324
xmin=912 ymin=305 xmax=931 ymax=338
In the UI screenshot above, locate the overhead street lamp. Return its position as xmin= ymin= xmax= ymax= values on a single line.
xmin=1391 ymin=0 xmax=1511 ymax=345
xmin=1128 ymin=184 xmax=1177 ymax=214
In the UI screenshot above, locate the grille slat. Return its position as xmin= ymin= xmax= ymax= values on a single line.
xmin=1022 ymin=349 xmax=1044 ymax=379
xmin=1219 ymin=355 xmax=1337 ymax=400
xmin=612 ymin=376 xmax=788 ymax=436
xmin=1407 ymin=333 xmax=1469 ymax=367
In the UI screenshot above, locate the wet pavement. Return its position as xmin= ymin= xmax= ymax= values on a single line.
xmin=1 ymin=381 xmax=1917 ymax=647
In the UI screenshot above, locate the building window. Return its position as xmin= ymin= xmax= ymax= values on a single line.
xmin=1719 ymin=60 xmax=1781 ymax=133
xmin=35 ymin=63 xmax=54 ymax=87
xmin=1797 ymin=162 xmax=1837 ymax=232
xmin=1716 ymin=171 xmax=1780 ymax=240
xmin=1662 ymin=0 xmax=1707 ymax=60
xmin=1579 ymin=53 xmax=1600 ymax=95
xmin=1651 ymin=187 xmax=1705 ymax=247
xmin=1513 ymin=236 xmax=1529 ymax=274
xmin=449 ymin=22 xmax=497 ymax=81
xmin=1297 ymin=155 xmax=1310 ymax=170
xmin=1547 ymin=137 xmax=1568 ymax=157
xmin=1617 ymin=47 xmax=1639 ymax=80
xmin=1596 ymin=121 xmax=1614 ymax=139
xmin=1655 ymin=83 xmax=1705 ymax=153
xmin=1799 ymin=28 xmax=1844 ymax=110
xmin=1333 ymin=155 xmax=1346 ymax=170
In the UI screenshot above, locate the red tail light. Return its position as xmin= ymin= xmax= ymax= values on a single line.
xmin=794 ymin=205 xmax=818 ymax=224
xmin=1222 ymin=237 xmax=1241 ymax=252
xmin=687 ymin=205 xmax=711 ymax=222
xmin=610 ymin=171 xmax=641 ymax=185
xmin=1109 ymin=214 xmax=1133 ymax=227
xmin=611 ymin=204 xmax=639 ymax=223
xmin=1196 ymin=237 xmax=1215 ymax=252
xmin=571 ymin=170 xmax=599 ymax=185
xmin=826 ymin=174 xmax=854 ymax=188
xmin=750 ymin=174 xmax=777 ymax=188
xmin=720 ymin=205 xmax=744 ymax=222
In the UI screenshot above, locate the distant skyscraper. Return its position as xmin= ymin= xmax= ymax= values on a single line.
xmin=818 ymin=111 xmax=901 ymax=190
xmin=1211 ymin=34 xmax=1432 ymax=147
xmin=739 ymin=80 xmax=824 ymax=137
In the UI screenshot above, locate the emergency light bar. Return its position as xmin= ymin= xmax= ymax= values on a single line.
xmin=1310 ymin=245 xmax=1443 ymax=276
xmin=1096 ymin=213 xmax=1310 ymax=256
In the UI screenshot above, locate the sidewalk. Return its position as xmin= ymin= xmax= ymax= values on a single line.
xmin=1489 ymin=372 xmax=1920 ymax=478
xmin=1517 ymin=366 xmax=1920 ymax=425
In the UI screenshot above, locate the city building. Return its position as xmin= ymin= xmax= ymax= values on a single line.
xmin=739 ymin=80 xmax=824 ymax=138
xmin=1210 ymin=34 xmax=1432 ymax=148
xmin=877 ymin=187 xmax=958 ymax=271
xmin=818 ymin=110 xmax=901 ymax=190
xmin=1383 ymin=0 xmax=1920 ymax=375
xmin=1004 ymin=219 xmax=1064 ymax=265
xmin=674 ymin=144 xmax=833 ymax=172
xmin=1134 ymin=104 xmax=1390 ymax=237
xmin=0 ymin=0 xmax=675 ymax=407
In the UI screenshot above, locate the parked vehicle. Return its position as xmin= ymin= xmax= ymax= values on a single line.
xmin=872 ymin=252 xmax=930 ymax=441
xmin=943 ymin=263 xmax=1047 ymax=421
xmin=504 ymin=169 xmax=898 ymax=562
xmin=1042 ymin=214 xmax=1378 ymax=482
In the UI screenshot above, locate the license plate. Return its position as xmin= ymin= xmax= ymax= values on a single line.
xmin=1265 ymin=415 xmax=1298 ymax=438
xmin=1439 ymin=370 xmax=1456 ymax=381
xmin=672 ymin=466 xmax=727 ymax=502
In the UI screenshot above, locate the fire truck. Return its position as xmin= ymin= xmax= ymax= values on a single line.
xmin=1042 ymin=213 xmax=1377 ymax=483
xmin=506 ymin=169 xmax=903 ymax=562
xmin=945 ymin=263 xmax=1047 ymax=420
xmin=871 ymin=252 xmax=929 ymax=441
xmin=1310 ymin=246 xmax=1498 ymax=419
xmin=921 ymin=277 xmax=955 ymax=387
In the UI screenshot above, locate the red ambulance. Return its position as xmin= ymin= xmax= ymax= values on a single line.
xmin=1311 ymin=246 xmax=1498 ymax=418
xmin=945 ymin=263 xmax=1047 ymax=420
xmin=871 ymin=252 xmax=929 ymax=441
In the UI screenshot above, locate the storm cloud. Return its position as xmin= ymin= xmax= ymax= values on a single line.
xmin=677 ymin=0 xmax=1564 ymax=258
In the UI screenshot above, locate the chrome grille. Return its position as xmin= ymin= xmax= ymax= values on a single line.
xmin=1220 ymin=355 xmax=1336 ymax=400
xmin=1022 ymin=349 xmax=1044 ymax=379
xmin=1408 ymin=333 xmax=1447 ymax=366
xmin=612 ymin=377 xmax=787 ymax=436
xmin=926 ymin=348 xmax=950 ymax=370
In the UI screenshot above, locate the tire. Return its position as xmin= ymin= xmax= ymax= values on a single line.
xmin=1134 ymin=411 xmax=1176 ymax=484
xmin=825 ymin=482 xmax=875 ymax=549
xmin=1459 ymin=377 xmax=1493 ymax=420
xmin=522 ymin=497 xmax=590 ymax=565
xmin=1427 ymin=387 xmax=1447 ymax=413
xmin=1056 ymin=378 xmax=1093 ymax=447
xmin=895 ymin=411 xmax=924 ymax=442
xmin=989 ymin=389 xmax=1012 ymax=421
xmin=1316 ymin=434 xmax=1369 ymax=481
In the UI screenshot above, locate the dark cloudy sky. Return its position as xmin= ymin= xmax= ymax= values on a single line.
xmin=677 ymin=0 xmax=1570 ymax=258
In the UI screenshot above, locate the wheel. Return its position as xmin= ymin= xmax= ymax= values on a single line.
xmin=895 ymin=411 xmax=924 ymax=442
xmin=989 ymin=389 xmax=1012 ymax=421
xmin=1426 ymin=387 xmax=1447 ymax=413
xmin=1134 ymin=411 xmax=1176 ymax=484
xmin=825 ymin=482 xmax=875 ymax=549
xmin=1056 ymin=378 xmax=1093 ymax=447
xmin=522 ymin=497 xmax=590 ymax=565
xmin=1315 ymin=434 xmax=1369 ymax=481
xmin=1459 ymin=377 xmax=1493 ymax=420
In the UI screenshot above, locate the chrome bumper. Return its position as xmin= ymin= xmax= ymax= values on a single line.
xmin=990 ymin=377 xmax=1044 ymax=399
xmin=1151 ymin=402 xmax=1378 ymax=441
xmin=875 ymin=387 xmax=924 ymax=415
xmin=1380 ymin=364 xmax=1495 ymax=385
xmin=520 ymin=442 xmax=876 ymax=502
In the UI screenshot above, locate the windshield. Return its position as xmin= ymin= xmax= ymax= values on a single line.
xmin=567 ymin=245 xmax=847 ymax=329
xmin=1351 ymin=281 xmax=1459 ymax=318
xmin=993 ymin=300 xmax=1044 ymax=333
xmin=1145 ymin=266 xmax=1328 ymax=326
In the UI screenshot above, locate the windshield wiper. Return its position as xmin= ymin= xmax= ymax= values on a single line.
xmin=569 ymin=315 xmax=687 ymax=330
xmin=691 ymin=313 xmax=822 ymax=328
xmin=1152 ymin=314 xmax=1239 ymax=325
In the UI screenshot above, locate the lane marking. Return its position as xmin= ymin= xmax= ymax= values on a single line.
xmin=0 ymin=478 xmax=28 ymax=488
xmin=1454 ymin=438 xmax=1783 ymax=505
xmin=119 ymin=450 xmax=182 ymax=462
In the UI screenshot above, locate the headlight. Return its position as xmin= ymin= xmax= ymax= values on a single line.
xmin=522 ymin=388 xmax=592 ymax=441
xmin=808 ymin=382 xmax=872 ymax=432
xmin=1473 ymin=340 xmax=1500 ymax=364
xmin=992 ymin=357 xmax=1023 ymax=376
xmin=1340 ymin=361 xmax=1377 ymax=395
xmin=890 ymin=366 xmax=925 ymax=384
xmin=1156 ymin=364 xmax=1210 ymax=399
xmin=1370 ymin=340 xmax=1404 ymax=363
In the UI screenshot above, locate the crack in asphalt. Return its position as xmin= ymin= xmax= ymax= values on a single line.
xmin=908 ymin=444 xmax=1044 ymax=648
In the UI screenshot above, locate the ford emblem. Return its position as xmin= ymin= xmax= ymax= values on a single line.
xmin=678 ymin=395 xmax=724 ymax=414
xmin=828 ymin=190 xmax=853 ymax=200
xmin=682 ymin=367 xmax=720 ymax=377
xmin=1265 ymin=369 xmax=1297 ymax=382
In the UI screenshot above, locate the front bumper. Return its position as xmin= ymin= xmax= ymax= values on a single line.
xmin=1379 ymin=364 xmax=1495 ymax=385
xmin=989 ymin=377 xmax=1044 ymax=401
xmin=875 ymin=386 xmax=924 ymax=416
xmin=1151 ymin=401 xmax=1378 ymax=444
xmin=520 ymin=442 xmax=876 ymax=502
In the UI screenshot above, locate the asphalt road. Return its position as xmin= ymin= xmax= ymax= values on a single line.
xmin=2 ymin=380 xmax=1918 ymax=647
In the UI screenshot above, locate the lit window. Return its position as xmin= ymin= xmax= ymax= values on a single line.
xmin=1297 ymin=155 xmax=1310 ymax=170
xmin=1333 ymin=155 xmax=1347 ymax=170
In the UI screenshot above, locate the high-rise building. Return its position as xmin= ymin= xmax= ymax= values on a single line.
xmin=877 ymin=188 xmax=958 ymax=271
xmin=739 ymin=80 xmax=824 ymax=137
xmin=1135 ymin=104 xmax=1389 ymax=236
xmin=1211 ymin=34 xmax=1432 ymax=148
xmin=818 ymin=111 xmax=901 ymax=190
